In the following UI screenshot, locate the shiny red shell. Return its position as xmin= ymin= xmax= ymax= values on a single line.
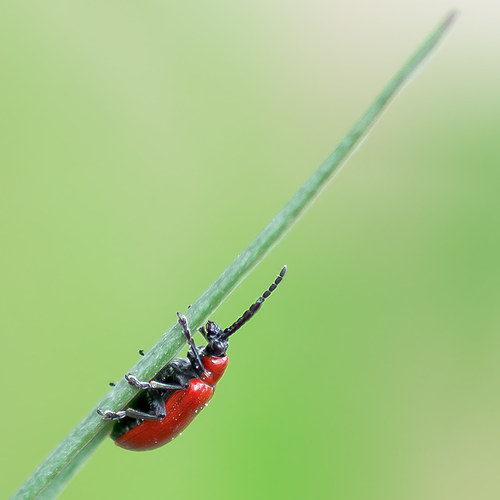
xmin=115 ymin=355 xmax=228 ymax=451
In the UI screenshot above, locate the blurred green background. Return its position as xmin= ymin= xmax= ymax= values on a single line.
xmin=1 ymin=1 xmax=499 ymax=499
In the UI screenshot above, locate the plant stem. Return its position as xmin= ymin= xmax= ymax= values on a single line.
xmin=11 ymin=11 xmax=457 ymax=500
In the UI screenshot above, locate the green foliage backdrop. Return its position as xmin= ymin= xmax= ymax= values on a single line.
xmin=1 ymin=2 xmax=499 ymax=499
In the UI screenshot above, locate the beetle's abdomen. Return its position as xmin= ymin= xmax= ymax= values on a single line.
xmin=115 ymin=379 xmax=214 ymax=451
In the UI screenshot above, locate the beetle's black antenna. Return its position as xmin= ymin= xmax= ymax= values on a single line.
xmin=223 ymin=265 xmax=287 ymax=338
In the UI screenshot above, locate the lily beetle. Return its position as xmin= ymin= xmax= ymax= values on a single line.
xmin=98 ymin=265 xmax=287 ymax=451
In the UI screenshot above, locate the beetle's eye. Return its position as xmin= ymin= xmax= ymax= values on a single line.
xmin=206 ymin=321 xmax=222 ymax=339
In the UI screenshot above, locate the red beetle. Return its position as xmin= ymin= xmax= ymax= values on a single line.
xmin=98 ymin=266 xmax=287 ymax=451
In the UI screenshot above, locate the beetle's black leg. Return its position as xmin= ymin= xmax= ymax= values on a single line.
xmin=223 ymin=265 xmax=287 ymax=337
xmin=98 ymin=381 xmax=174 ymax=421
xmin=97 ymin=407 xmax=164 ymax=421
xmin=124 ymin=373 xmax=187 ymax=391
xmin=177 ymin=313 xmax=205 ymax=375
xmin=147 ymin=394 xmax=167 ymax=419
xmin=198 ymin=325 xmax=208 ymax=340
xmin=98 ymin=388 xmax=169 ymax=421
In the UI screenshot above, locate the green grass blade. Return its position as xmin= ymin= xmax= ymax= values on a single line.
xmin=11 ymin=11 xmax=457 ymax=500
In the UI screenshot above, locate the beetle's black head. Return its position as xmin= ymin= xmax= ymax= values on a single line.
xmin=201 ymin=321 xmax=229 ymax=357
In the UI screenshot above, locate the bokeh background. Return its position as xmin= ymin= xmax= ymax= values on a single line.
xmin=1 ymin=1 xmax=499 ymax=499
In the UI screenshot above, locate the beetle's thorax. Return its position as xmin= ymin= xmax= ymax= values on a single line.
xmin=199 ymin=354 xmax=229 ymax=386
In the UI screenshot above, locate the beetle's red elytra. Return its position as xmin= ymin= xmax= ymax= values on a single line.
xmin=98 ymin=266 xmax=287 ymax=451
